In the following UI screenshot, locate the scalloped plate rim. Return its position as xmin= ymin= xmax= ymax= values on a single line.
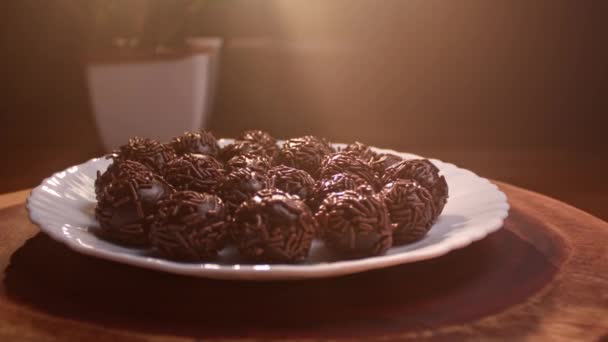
xmin=26 ymin=142 xmax=509 ymax=280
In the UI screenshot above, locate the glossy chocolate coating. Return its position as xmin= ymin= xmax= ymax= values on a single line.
xmin=218 ymin=167 xmax=269 ymax=214
xmin=316 ymin=190 xmax=392 ymax=258
xmin=274 ymin=136 xmax=334 ymax=179
xmin=116 ymin=137 xmax=177 ymax=173
xmin=162 ymin=153 xmax=224 ymax=194
xmin=150 ymin=191 xmax=228 ymax=261
xmin=95 ymin=168 xmax=172 ymax=246
xmin=319 ymin=152 xmax=378 ymax=190
xmin=232 ymin=189 xmax=315 ymax=263
xmin=307 ymin=173 xmax=372 ymax=212
xmin=381 ymin=180 xmax=436 ymax=244
xmin=382 ymin=159 xmax=448 ymax=218
xmin=171 ymin=131 xmax=220 ymax=157
xmin=239 ymin=130 xmax=278 ymax=157
xmin=225 ymin=153 xmax=271 ymax=174
xmin=268 ymin=165 xmax=315 ymax=201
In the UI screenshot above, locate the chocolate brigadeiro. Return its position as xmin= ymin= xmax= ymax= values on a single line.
xmin=95 ymin=166 xmax=173 ymax=246
xmin=150 ymin=191 xmax=228 ymax=261
xmin=382 ymin=159 xmax=448 ymax=218
xmin=307 ymin=172 xmax=372 ymax=212
xmin=316 ymin=190 xmax=392 ymax=258
xmin=218 ymin=167 xmax=269 ymax=214
xmin=318 ymin=152 xmax=379 ymax=190
xmin=232 ymin=189 xmax=316 ymax=263
xmin=170 ymin=131 xmax=220 ymax=157
xmin=370 ymin=153 xmax=403 ymax=176
xmin=163 ymin=153 xmax=224 ymax=194
xmin=219 ymin=140 xmax=268 ymax=162
xmin=225 ymin=153 xmax=271 ymax=174
xmin=274 ymin=136 xmax=334 ymax=179
xmin=116 ymin=137 xmax=177 ymax=173
xmin=268 ymin=165 xmax=315 ymax=201
xmin=240 ymin=130 xmax=278 ymax=158
xmin=341 ymin=141 xmax=404 ymax=176
xmin=342 ymin=141 xmax=377 ymax=162
xmin=95 ymin=159 xmax=151 ymax=199
xmin=381 ymin=180 xmax=436 ymax=245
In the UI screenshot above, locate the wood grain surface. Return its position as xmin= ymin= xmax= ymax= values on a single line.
xmin=0 ymin=182 xmax=606 ymax=341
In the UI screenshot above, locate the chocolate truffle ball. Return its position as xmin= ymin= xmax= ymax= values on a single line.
xmin=240 ymin=130 xmax=278 ymax=157
xmin=319 ymin=152 xmax=378 ymax=190
xmin=370 ymin=153 xmax=403 ymax=176
xmin=170 ymin=131 xmax=220 ymax=157
xmin=95 ymin=166 xmax=173 ymax=246
xmin=274 ymin=136 xmax=334 ymax=178
xmin=268 ymin=165 xmax=315 ymax=200
xmin=382 ymin=159 xmax=448 ymax=218
xmin=163 ymin=153 xmax=224 ymax=194
xmin=316 ymin=190 xmax=392 ymax=258
xmin=342 ymin=142 xmax=377 ymax=162
xmin=219 ymin=167 xmax=269 ymax=214
xmin=232 ymin=189 xmax=316 ymax=263
xmin=150 ymin=191 xmax=228 ymax=261
xmin=381 ymin=180 xmax=436 ymax=244
xmin=95 ymin=159 xmax=151 ymax=199
xmin=307 ymin=173 xmax=372 ymax=212
xmin=219 ymin=140 xmax=268 ymax=162
xmin=225 ymin=153 xmax=271 ymax=174
xmin=116 ymin=137 xmax=177 ymax=173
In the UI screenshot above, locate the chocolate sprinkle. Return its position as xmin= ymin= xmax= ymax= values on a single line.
xmin=316 ymin=190 xmax=392 ymax=258
xmin=95 ymin=159 xmax=151 ymax=199
xmin=92 ymin=130 xmax=451 ymax=263
xmin=240 ymin=130 xmax=278 ymax=157
xmin=319 ymin=152 xmax=379 ymax=190
xmin=162 ymin=153 xmax=224 ymax=194
xmin=170 ymin=131 xmax=220 ymax=157
xmin=232 ymin=189 xmax=316 ymax=263
xmin=274 ymin=136 xmax=333 ymax=178
xmin=370 ymin=153 xmax=403 ymax=176
xmin=116 ymin=137 xmax=177 ymax=173
xmin=225 ymin=153 xmax=271 ymax=174
xmin=381 ymin=180 xmax=436 ymax=244
xmin=342 ymin=142 xmax=377 ymax=162
xmin=219 ymin=140 xmax=268 ymax=162
xmin=218 ymin=167 xmax=270 ymax=214
xmin=307 ymin=173 xmax=372 ymax=212
xmin=150 ymin=191 xmax=228 ymax=261
xmin=268 ymin=165 xmax=315 ymax=200
xmin=382 ymin=159 xmax=449 ymax=218
xmin=95 ymin=165 xmax=173 ymax=246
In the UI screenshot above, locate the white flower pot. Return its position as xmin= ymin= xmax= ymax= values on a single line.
xmin=87 ymin=38 xmax=222 ymax=151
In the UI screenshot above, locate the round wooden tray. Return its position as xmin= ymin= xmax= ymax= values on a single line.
xmin=0 ymin=182 xmax=606 ymax=341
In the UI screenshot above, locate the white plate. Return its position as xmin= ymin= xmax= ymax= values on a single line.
xmin=27 ymin=140 xmax=509 ymax=280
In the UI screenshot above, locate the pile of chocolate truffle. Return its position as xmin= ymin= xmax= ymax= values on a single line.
xmin=94 ymin=130 xmax=448 ymax=263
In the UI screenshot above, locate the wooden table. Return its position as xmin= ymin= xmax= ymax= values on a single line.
xmin=0 ymin=183 xmax=606 ymax=341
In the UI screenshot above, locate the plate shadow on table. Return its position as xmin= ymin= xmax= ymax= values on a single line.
xmin=4 ymin=210 xmax=562 ymax=339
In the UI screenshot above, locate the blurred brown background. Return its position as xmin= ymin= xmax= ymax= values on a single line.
xmin=1 ymin=0 xmax=607 ymax=218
